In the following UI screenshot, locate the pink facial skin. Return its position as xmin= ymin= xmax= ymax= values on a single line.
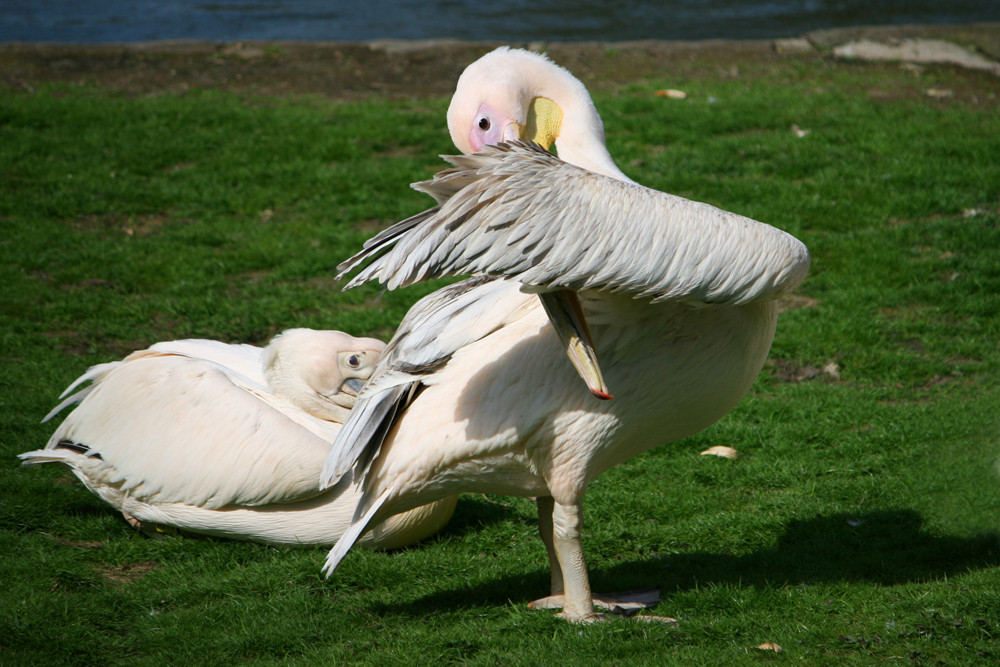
xmin=469 ymin=103 xmax=520 ymax=152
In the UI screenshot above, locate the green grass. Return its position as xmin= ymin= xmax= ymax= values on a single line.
xmin=2 ymin=54 xmax=1000 ymax=665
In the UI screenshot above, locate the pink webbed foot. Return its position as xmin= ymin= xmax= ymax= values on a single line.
xmin=528 ymin=587 xmax=677 ymax=623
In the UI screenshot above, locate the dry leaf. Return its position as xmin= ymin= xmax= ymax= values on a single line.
xmin=926 ymin=88 xmax=953 ymax=99
xmin=822 ymin=362 xmax=841 ymax=379
xmin=655 ymin=89 xmax=687 ymax=99
xmin=791 ymin=123 xmax=811 ymax=138
xmin=700 ymin=445 xmax=739 ymax=459
xmin=756 ymin=642 xmax=784 ymax=652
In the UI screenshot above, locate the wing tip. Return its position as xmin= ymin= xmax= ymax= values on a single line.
xmin=319 ymin=460 xmax=349 ymax=490
xmin=321 ymin=488 xmax=391 ymax=578
xmin=17 ymin=449 xmax=67 ymax=466
xmin=321 ymin=539 xmax=351 ymax=578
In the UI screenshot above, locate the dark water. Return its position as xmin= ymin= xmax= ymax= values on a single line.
xmin=2 ymin=0 xmax=998 ymax=44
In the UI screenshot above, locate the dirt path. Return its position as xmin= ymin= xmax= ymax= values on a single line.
xmin=2 ymin=23 xmax=997 ymax=100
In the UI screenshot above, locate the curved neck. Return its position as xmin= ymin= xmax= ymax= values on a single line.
xmin=556 ymin=128 xmax=632 ymax=183
xmin=541 ymin=69 xmax=633 ymax=183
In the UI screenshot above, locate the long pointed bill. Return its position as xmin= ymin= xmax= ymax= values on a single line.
xmin=342 ymin=377 xmax=366 ymax=396
xmin=538 ymin=290 xmax=612 ymax=400
xmin=524 ymin=100 xmax=605 ymax=397
xmin=322 ymin=377 xmax=366 ymax=415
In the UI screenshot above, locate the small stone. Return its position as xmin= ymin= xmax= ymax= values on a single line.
xmin=926 ymin=88 xmax=954 ymax=99
xmin=774 ymin=38 xmax=813 ymax=55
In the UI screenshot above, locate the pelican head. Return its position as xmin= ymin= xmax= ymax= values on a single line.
xmin=262 ymin=328 xmax=385 ymax=422
xmin=447 ymin=46 xmax=628 ymax=180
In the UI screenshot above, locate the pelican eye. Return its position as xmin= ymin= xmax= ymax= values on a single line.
xmin=478 ymin=117 xmax=490 ymax=131
xmin=347 ymin=354 xmax=361 ymax=368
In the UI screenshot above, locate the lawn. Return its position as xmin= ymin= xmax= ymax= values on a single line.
xmin=1 ymin=44 xmax=999 ymax=665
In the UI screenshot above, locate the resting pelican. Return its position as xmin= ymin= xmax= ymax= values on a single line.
xmin=320 ymin=47 xmax=810 ymax=622
xmin=20 ymin=329 xmax=456 ymax=548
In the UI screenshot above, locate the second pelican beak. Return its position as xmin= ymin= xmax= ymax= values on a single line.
xmin=342 ymin=377 xmax=366 ymax=396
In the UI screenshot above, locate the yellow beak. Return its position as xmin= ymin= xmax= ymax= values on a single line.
xmin=515 ymin=97 xmax=607 ymax=399
xmin=539 ymin=291 xmax=612 ymax=400
xmin=522 ymin=97 xmax=563 ymax=150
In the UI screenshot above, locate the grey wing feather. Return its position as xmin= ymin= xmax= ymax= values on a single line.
xmin=321 ymin=276 xmax=535 ymax=488
xmin=338 ymin=141 xmax=809 ymax=305
xmin=319 ymin=382 xmax=414 ymax=488
xmin=322 ymin=487 xmax=391 ymax=577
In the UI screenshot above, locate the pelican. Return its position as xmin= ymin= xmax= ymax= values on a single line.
xmin=320 ymin=47 xmax=810 ymax=622
xmin=20 ymin=328 xmax=457 ymax=548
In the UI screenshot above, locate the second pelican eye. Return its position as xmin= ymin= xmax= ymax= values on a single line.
xmin=347 ymin=355 xmax=361 ymax=368
xmin=478 ymin=117 xmax=490 ymax=130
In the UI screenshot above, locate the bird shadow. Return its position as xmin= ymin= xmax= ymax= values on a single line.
xmin=372 ymin=508 xmax=1000 ymax=616
xmin=430 ymin=494 xmax=524 ymax=539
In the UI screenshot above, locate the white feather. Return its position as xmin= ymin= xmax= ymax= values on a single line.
xmin=21 ymin=330 xmax=456 ymax=548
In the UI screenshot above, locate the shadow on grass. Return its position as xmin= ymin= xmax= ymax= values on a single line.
xmin=627 ymin=509 xmax=1000 ymax=591
xmin=374 ymin=509 xmax=1000 ymax=615
xmin=431 ymin=494 xmax=524 ymax=540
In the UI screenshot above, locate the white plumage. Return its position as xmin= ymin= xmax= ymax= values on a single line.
xmin=20 ymin=328 xmax=456 ymax=548
xmin=323 ymin=49 xmax=809 ymax=621
xmin=317 ymin=47 xmax=809 ymax=622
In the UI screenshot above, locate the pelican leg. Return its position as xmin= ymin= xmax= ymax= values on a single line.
xmin=528 ymin=500 xmax=667 ymax=622
xmin=122 ymin=510 xmax=145 ymax=531
xmin=551 ymin=500 xmax=600 ymax=622
xmin=535 ymin=496 xmax=564 ymax=596
xmin=527 ymin=499 xmax=609 ymax=621
xmin=121 ymin=511 xmax=176 ymax=539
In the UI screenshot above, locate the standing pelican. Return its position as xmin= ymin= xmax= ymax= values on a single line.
xmin=20 ymin=329 xmax=456 ymax=548
xmin=320 ymin=48 xmax=810 ymax=622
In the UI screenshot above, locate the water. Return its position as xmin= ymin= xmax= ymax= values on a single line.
xmin=2 ymin=0 xmax=998 ymax=44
